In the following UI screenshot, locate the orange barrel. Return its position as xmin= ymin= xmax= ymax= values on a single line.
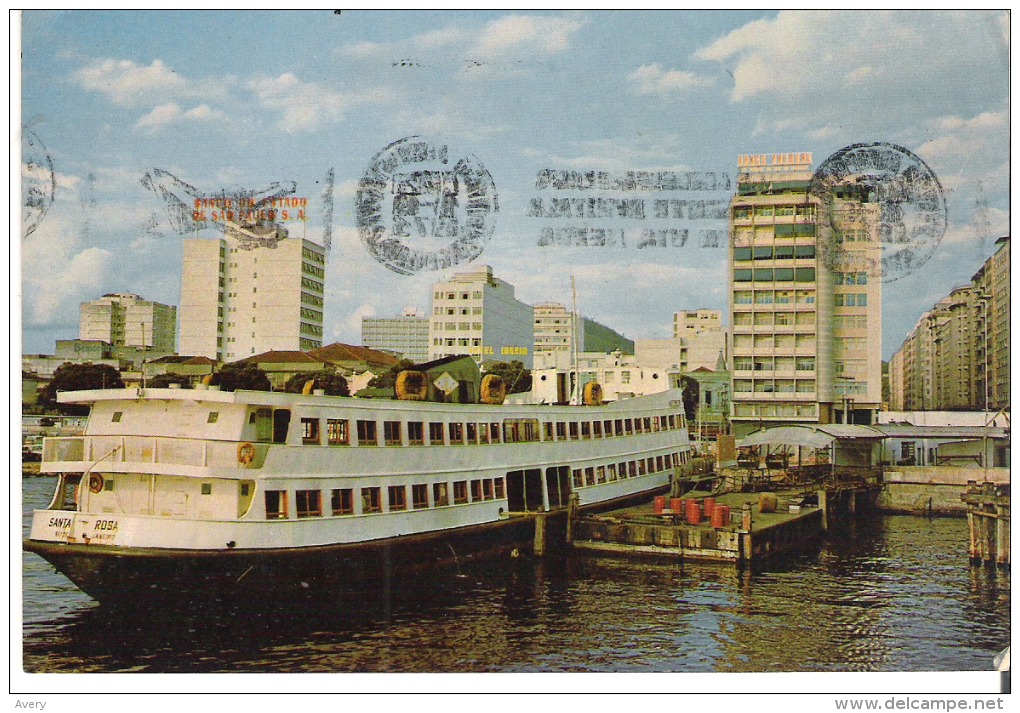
xmin=711 ymin=505 xmax=726 ymax=529
xmin=703 ymin=497 xmax=716 ymax=517
xmin=654 ymin=496 xmax=666 ymax=514
xmin=670 ymin=498 xmax=683 ymax=513
xmin=686 ymin=499 xmax=702 ymax=525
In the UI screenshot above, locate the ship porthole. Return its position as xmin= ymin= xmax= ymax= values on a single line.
xmin=88 ymin=473 xmax=104 ymax=493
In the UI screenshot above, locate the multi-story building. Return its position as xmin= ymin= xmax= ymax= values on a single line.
xmin=531 ymin=349 xmax=681 ymax=404
xmin=673 ymin=309 xmax=723 ymax=338
xmin=728 ymin=152 xmax=882 ymax=436
xmin=362 ymin=307 xmax=430 ymax=363
xmin=80 ymin=293 xmax=177 ymax=352
xmin=428 ymin=265 xmax=534 ymax=368
xmin=533 ymin=302 xmax=634 ymax=359
xmin=890 ymin=236 xmax=1010 ymax=412
xmin=179 ymin=229 xmax=326 ymax=361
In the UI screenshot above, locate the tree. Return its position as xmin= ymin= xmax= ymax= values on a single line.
xmin=483 ymin=360 xmax=532 ymax=394
xmin=367 ymin=359 xmax=416 ymax=390
xmin=211 ymin=362 xmax=271 ymax=392
xmin=146 ymin=373 xmax=193 ymax=389
xmin=680 ymin=375 xmax=700 ymax=423
xmin=283 ymin=369 xmax=350 ymax=396
xmin=39 ymin=362 xmax=126 ymax=415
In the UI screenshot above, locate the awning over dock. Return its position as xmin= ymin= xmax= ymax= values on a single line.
xmin=740 ymin=424 xmax=884 ymax=450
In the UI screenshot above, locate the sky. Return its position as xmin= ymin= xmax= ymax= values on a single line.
xmin=16 ymin=10 xmax=1011 ymax=361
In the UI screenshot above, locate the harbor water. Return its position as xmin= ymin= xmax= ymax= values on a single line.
xmin=21 ymin=476 xmax=1009 ymax=673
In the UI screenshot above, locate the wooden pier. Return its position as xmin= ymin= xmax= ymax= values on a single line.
xmin=571 ymin=491 xmax=826 ymax=566
xmin=962 ymin=481 xmax=1010 ymax=568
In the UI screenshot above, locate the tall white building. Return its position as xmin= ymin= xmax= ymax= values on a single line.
xmin=80 ymin=293 xmax=177 ymax=352
xmin=362 ymin=307 xmax=430 ymax=363
xmin=729 ymin=152 xmax=882 ymax=436
xmin=179 ymin=231 xmax=325 ymax=361
xmin=533 ymin=302 xmax=633 ymax=358
xmin=428 ymin=265 xmax=534 ymax=368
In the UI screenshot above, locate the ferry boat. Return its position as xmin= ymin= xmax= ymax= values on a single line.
xmin=25 ymin=383 xmax=692 ymax=602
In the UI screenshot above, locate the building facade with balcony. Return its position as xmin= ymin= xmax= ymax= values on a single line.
xmin=728 ymin=152 xmax=882 ymax=437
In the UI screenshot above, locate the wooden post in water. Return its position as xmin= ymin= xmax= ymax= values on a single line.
xmin=534 ymin=513 xmax=546 ymax=557
xmin=565 ymin=493 xmax=579 ymax=544
xmin=818 ymin=488 xmax=829 ymax=531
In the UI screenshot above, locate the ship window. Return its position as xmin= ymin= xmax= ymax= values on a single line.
xmin=479 ymin=422 xmax=490 ymax=444
xmin=388 ymin=485 xmax=407 ymax=511
xmin=657 ymin=456 xmax=665 ymax=471
xmin=593 ymin=421 xmax=603 ymax=438
xmin=652 ymin=417 xmax=661 ymax=432
xmin=596 ymin=466 xmax=606 ymax=484
xmin=504 ymin=418 xmax=539 ymax=443
xmin=581 ymin=422 xmax=591 ymax=439
xmin=543 ymin=422 xmax=553 ymax=441
xmin=104 ymin=478 xmax=115 ymax=492
xmin=453 ymin=481 xmax=468 ymax=504
xmin=361 ymin=487 xmax=381 ymax=514
xmin=327 ymin=419 xmax=349 ymax=445
xmin=296 ymin=490 xmax=322 ymax=518
xmin=429 ymin=422 xmax=445 ymax=445
xmin=207 ymin=412 xmax=219 ymax=424
xmin=272 ymin=409 xmax=291 ymax=444
xmin=467 ymin=422 xmax=478 ymax=444
xmin=624 ymin=419 xmax=633 ymax=435
xmin=569 ymin=422 xmax=579 ymax=440
xmin=241 ymin=483 xmax=250 ymax=497
xmin=607 ymin=464 xmax=617 ymax=481
xmin=629 ymin=462 xmax=638 ymax=478
xmin=249 ymin=412 xmax=257 ymax=424
xmin=470 ymin=479 xmax=483 ymax=502
xmin=265 ymin=490 xmax=288 ymax=519
xmin=638 ymin=460 xmax=647 ymax=475
xmin=412 ymin=484 xmax=429 ymax=509
xmin=668 ymin=415 xmax=676 ymax=430
xmin=635 ymin=418 xmax=643 ymax=434
xmin=489 ymin=423 xmax=501 ymax=443
xmin=383 ymin=421 xmax=402 ymax=446
xmin=572 ymin=469 xmax=583 ymax=488
xmin=301 ymin=418 xmax=321 ymax=445
xmin=201 ymin=483 xmax=212 ymax=495
xmin=111 ymin=411 xmax=122 ymax=423
xmin=483 ymin=479 xmax=495 ymax=500
xmin=331 ymin=488 xmax=354 ymax=515
xmin=356 ymin=420 xmax=377 ymax=446
xmin=408 ymin=421 xmax=424 ymax=445
xmin=556 ymin=422 xmax=567 ymax=440
xmin=433 ymin=482 xmax=450 ymax=506
xmin=584 ymin=467 xmax=595 ymax=486
xmin=494 ymin=478 xmax=505 ymax=499
xmin=449 ymin=423 xmax=464 ymax=444
xmin=603 ymin=420 xmax=613 ymax=437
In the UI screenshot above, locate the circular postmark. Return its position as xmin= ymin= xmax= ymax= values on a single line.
xmin=22 ymin=127 xmax=56 ymax=239
xmin=809 ymin=142 xmax=946 ymax=283
xmin=357 ymin=136 xmax=498 ymax=275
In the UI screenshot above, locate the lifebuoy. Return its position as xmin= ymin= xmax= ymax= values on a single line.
xmin=237 ymin=441 xmax=256 ymax=465
xmin=88 ymin=473 xmax=104 ymax=493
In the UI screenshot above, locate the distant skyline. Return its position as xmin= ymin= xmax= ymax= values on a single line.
xmin=17 ymin=10 xmax=1010 ymax=360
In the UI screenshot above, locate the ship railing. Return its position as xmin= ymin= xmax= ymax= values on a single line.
xmin=42 ymin=435 xmax=268 ymax=470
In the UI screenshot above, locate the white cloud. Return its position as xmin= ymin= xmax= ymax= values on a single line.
xmin=135 ymin=102 xmax=226 ymax=132
xmin=471 ymin=14 xmax=589 ymax=59
xmin=247 ymin=73 xmax=394 ymax=132
xmin=73 ymin=58 xmax=193 ymax=106
xmin=695 ymin=10 xmax=1009 ymax=133
xmin=628 ymin=63 xmax=715 ymax=96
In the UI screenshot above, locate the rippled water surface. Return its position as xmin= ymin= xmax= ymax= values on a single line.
xmin=22 ymin=476 xmax=1009 ymax=673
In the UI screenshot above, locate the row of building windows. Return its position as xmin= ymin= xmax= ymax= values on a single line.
xmin=301 ymin=276 xmax=323 ymax=293
xmin=435 ymin=291 xmax=484 ymax=300
xmin=302 ymin=262 xmax=325 ymax=279
xmin=732 ymin=245 xmax=816 ymax=261
xmin=295 ymin=413 xmax=685 ymax=447
xmin=733 ymin=379 xmax=816 ymax=394
xmin=301 ymin=292 xmax=324 ymax=307
xmin=437 ymin=306 xmax=484 ymax=316
xmin=302 ymin=247 xmax=326 ymax=264
xmin=733 ymin=290 xmax=816 ymax=305
xmin=733 ymin=311 xmax=816 ymax=327
xmin=733 ymin=333 xmax=816 ymax=350
xmin=733 ymin=356 xmax=816 ymax=372
xmin=300 ymin=322 xmax=323 ymax=336
xmin=834 ymin=293 xmax=868 ymax=307
xmin=733 ymin=268 xmax=816 ymax=283
xmin=732 ymin=402 xmax=818 ymax=419
xmin=732 ymin=205 xmax=816 ymax=220
xmin=834 ymin=272 xmax=869 ymax=285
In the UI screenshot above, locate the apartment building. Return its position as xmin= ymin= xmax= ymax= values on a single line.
xmin=80 ymin=293 xmax=177 ymax=352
